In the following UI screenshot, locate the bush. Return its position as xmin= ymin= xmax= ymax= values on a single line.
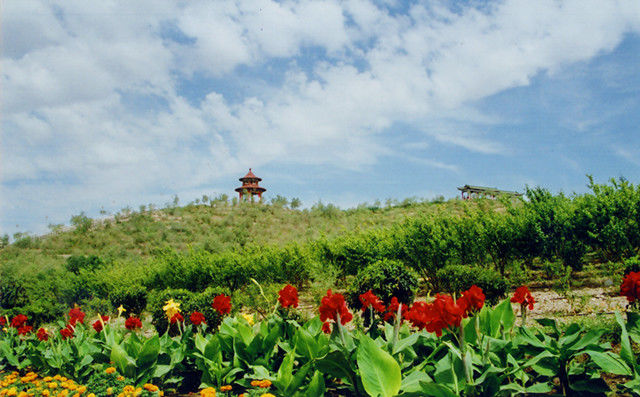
xmin=435 ymin=265 xmax=509 ymax=305
xmin=623 ymin=255 xmax=640 ymax=275
xmin=109 ymin=283 xmax=148 ymax=316
xmin=64 ymin=255 xmax=105 ymax=274
xmin=148 ymin=286 xmax=230 ymax=335
xmin=346 ymin=259 xmax=419 ymax=310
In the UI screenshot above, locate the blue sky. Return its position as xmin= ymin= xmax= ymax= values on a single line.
xmin=2 ymin=0 xmax=640 ymax=236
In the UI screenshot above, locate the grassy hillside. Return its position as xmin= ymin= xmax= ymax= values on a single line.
xmin=0 ymin=196 xmax=468 ymax=274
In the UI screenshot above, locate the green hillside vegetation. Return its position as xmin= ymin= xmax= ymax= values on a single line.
xmin=2 ymin=176 xmax=640 ymax=327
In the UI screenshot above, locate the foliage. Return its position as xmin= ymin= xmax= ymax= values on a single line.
xmin=435 ymin=264 xmax=509 ymax=304
xmin=346 ymin=259 xmax=419 ymax=309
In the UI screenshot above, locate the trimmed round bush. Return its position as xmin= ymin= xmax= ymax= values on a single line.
xmin=109 ymin=283 xmax=148 ymax=316
xmin=346 ymin=259 xmax=419 ymax=310
xmin=435 ymin=265 xmax=509 ymax=305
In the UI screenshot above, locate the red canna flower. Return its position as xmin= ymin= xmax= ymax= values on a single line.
xmin=0 ymin=316 xmax=6 ymax=326
xmin=170 ymin=313 xmax=184 ymax=324
xmin=404 ymin=294 xmax=466 ymax=337
xmin=278 ymin=285 xmax=299 ymax=308
xmin=359 ymin=290 xmax=386 ymax=313
xmin=60 ymin=326 xmax=74 ymax=340
xmin=37 ymin=327 xmax=49 ymax=341
xmin=621 ymin=272 xmax=640 ymax=303
xmin=322 ymin=321 xmax=332 ymax=334
xmin=92 ymin=315 xmax=109 ymax=332
xmin=319 ymin=289 xmax=353 ymax=325
xmin=459 ymin=285 xmax=485 ymax=316
xmin=125 ymin=316 xmax=142 ymax=331
xmin=511 ymin=286 xmax=535 ymax=310
xmin=10 ymin=314 xmax=28 ymax=328
xmin=18 ymin=325 xmax=32 ymax=335
xmin=190 ymin=311 xmax=206 ymax=326
xmin=68 ymin=308 xmax=86 ymax=326
xmin=212 ymin=295 xmax=232 ymax=316
xmin=383 ymin=297 xmax=407 ymax=322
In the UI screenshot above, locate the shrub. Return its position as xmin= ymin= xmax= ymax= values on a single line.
xmin=346 ymin=259 xmax=419 ymax=310
xmin=148 ymin=286 xmax=230 ymax=335
xmin=64 ymin=255 xmax=105 ymax=274
xmin=623 ymin=255 xmax=640 ymax=275
xmin=435 ymin=265 xmax=509 ymax=305
xmin=109 ymin=283 xmax=148 ymax=315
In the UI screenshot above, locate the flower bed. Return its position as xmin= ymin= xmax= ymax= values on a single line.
xmin=2 ymin=283 xmax=640 ymax=396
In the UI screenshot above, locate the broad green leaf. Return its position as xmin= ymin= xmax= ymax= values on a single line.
xmin=316 ymin=350 xmax=351 ymax=379
xmin=110 ymin=343 xmax=136 ymax=379
xmin=417 ymin=382 xmax=458 ymax=397
xmin=137 ymin=335 xmax=160 ymax=367
xmin=567 ymin=328 xmax=604 ymax=351
xmin=615 ymin=311 xmax=635 ymax=368
xmin=357 ymin=334 xmax=402 ymax=397
xmin=525 ymin=383 xmax=552 ymax=393
xmin=392 ymin=333 xmax=419 ymax=355
xmin=400 ymin=371 xmax=432 ymax=393
xmin=305 ymin=370 xmax=326 ymax=397
xmin=587 ymin=351 xmax=632 ymax=376
xmin=276 ymin=348 xmax=295 ymax=391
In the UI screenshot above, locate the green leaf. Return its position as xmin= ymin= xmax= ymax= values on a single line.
xmin=525 ymin=383 xmax=552 ymax=393
xmin=316 ymin=350 xmax=351 ymax=379
xmin=400 ymin=371 xmax=432 ymax=393
xmin=587 ymin=351 xmax=632 ymax=376
xmin=137 ymin=335 xmax=160 ymax=367
xmin=110 ymin=343 xmax=136 ymax=379
xmin=392 ymin=333 xmax=419 ymax=355
xmin=357 ymin=334 xmax=402 ymax=397
xmin=305 ymin=370 xmax=326 ymax=397
xmin=567 ymin=328 xmax=604 ymax=351
xmin=615 ymin=311 xmax=635 ymax=368
xmin=275 ymin=348 xmax=295 ymax=391
xmin=417 ymin=381 xmax=458 ymax=397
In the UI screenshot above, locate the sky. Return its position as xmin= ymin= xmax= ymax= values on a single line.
xmin=2 ymin=0 xmax=640 ymax=237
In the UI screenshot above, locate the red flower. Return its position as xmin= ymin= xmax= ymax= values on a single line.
xmin=170 ymin=313 xmax=184 ymax=324
xmin=322 ymin=321 xmax=332 ymax=334
xmin=37 ymin=327 xmax=49 ymax=341
xmin=18 ymin=325 xmax=32 ymax=335
xmin=459 ymin=285 xmax=485 ymax=316
xmin=404 ymin=294 xmax=466 ymax=337
xmin=92 ymin=315 xmax=109 ymax=332
xmin=68 ymin=308 xmax=86 ymax=326
xmin=383 ymin=297 xmax=407 ymax=322
xmin=278 ymin=285 xmax=299 ymax=308
xmin=212 ymin=295 xmax=232 ymax=316
xmin=359 ymin=290 xmax=386 ymax=313
xmin=60 ymin=326 xmax=74 ymax=340
xmin=0 ymin=316 xmax=6 ymax=326
xmin=319 ymin=289 xmax=353 ymax=325
xmin=621 ymin=272 xmax=640 ymax=303
xmin=125 ymin=316 xmax=142 ymax=331
xmin=190 ymin=311 xmax=206 ymax=326
xmin=511 ymin=286 xmax=535 ymax=310
xmin=11 ymin=314 xmax=28 ymax=328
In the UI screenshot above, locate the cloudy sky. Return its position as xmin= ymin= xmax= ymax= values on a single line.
xmin=2 ymin=0 xmax=640 ymax=236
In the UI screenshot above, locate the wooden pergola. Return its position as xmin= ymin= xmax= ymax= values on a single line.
xmin=457 ymin=185 xmax=522 ymax=200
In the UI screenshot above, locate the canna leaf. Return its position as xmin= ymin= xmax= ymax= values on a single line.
xmin=357 ymin=334 xmax=402 ymax=397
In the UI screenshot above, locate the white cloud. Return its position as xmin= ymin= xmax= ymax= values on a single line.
xmin=2 ymin=0 xmax=640 ymax=233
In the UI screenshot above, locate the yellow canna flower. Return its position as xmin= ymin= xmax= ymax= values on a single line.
xmin=117 ymin=305 xmax=126 ymax=317
xmin=163 ymin=299 xmax=181 ymax=320
xmin=241 ymin=313 xmax=254 ymax=326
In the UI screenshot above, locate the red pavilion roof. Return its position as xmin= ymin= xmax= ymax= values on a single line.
xmin=239 ymin=168 xmax=261 ymax=181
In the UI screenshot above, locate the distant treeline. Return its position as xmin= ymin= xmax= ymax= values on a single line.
xmin=1 ymin=176 xmax=639 ymax=325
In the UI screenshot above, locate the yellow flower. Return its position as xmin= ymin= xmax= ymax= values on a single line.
xmin=48 ymin=383 xmax=58 ymax=389
xmin=199 ymin=387 xmax=216 ymax=397
xmin=105 ymin=367 xmax=117 ymax=375
xmin=77 ymin=386 xmax=87 ymax=394
xmin=143 ymin=384 xmax=158 ymax=392
xmin=241 ymin=313 xmax=254 ymax=325
xmin=117 ymin=305 xmax=126 ymax=317
xmin=220 ymin=385 xmax=232 ymax=391
xmin=122 ymin=385 xmax=135 ymax=393
xmin=106 ymin=387 xmax=113 ymax=395
xmin=87 ymin=394 xmax=96 ymax=397
xmin=163 ymin=299 xmax=181 ymax=320
xmin=116 ymin=376 xmax=125 ymax=381
xmin=260 ymin=394 xmax=276 ymax=397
